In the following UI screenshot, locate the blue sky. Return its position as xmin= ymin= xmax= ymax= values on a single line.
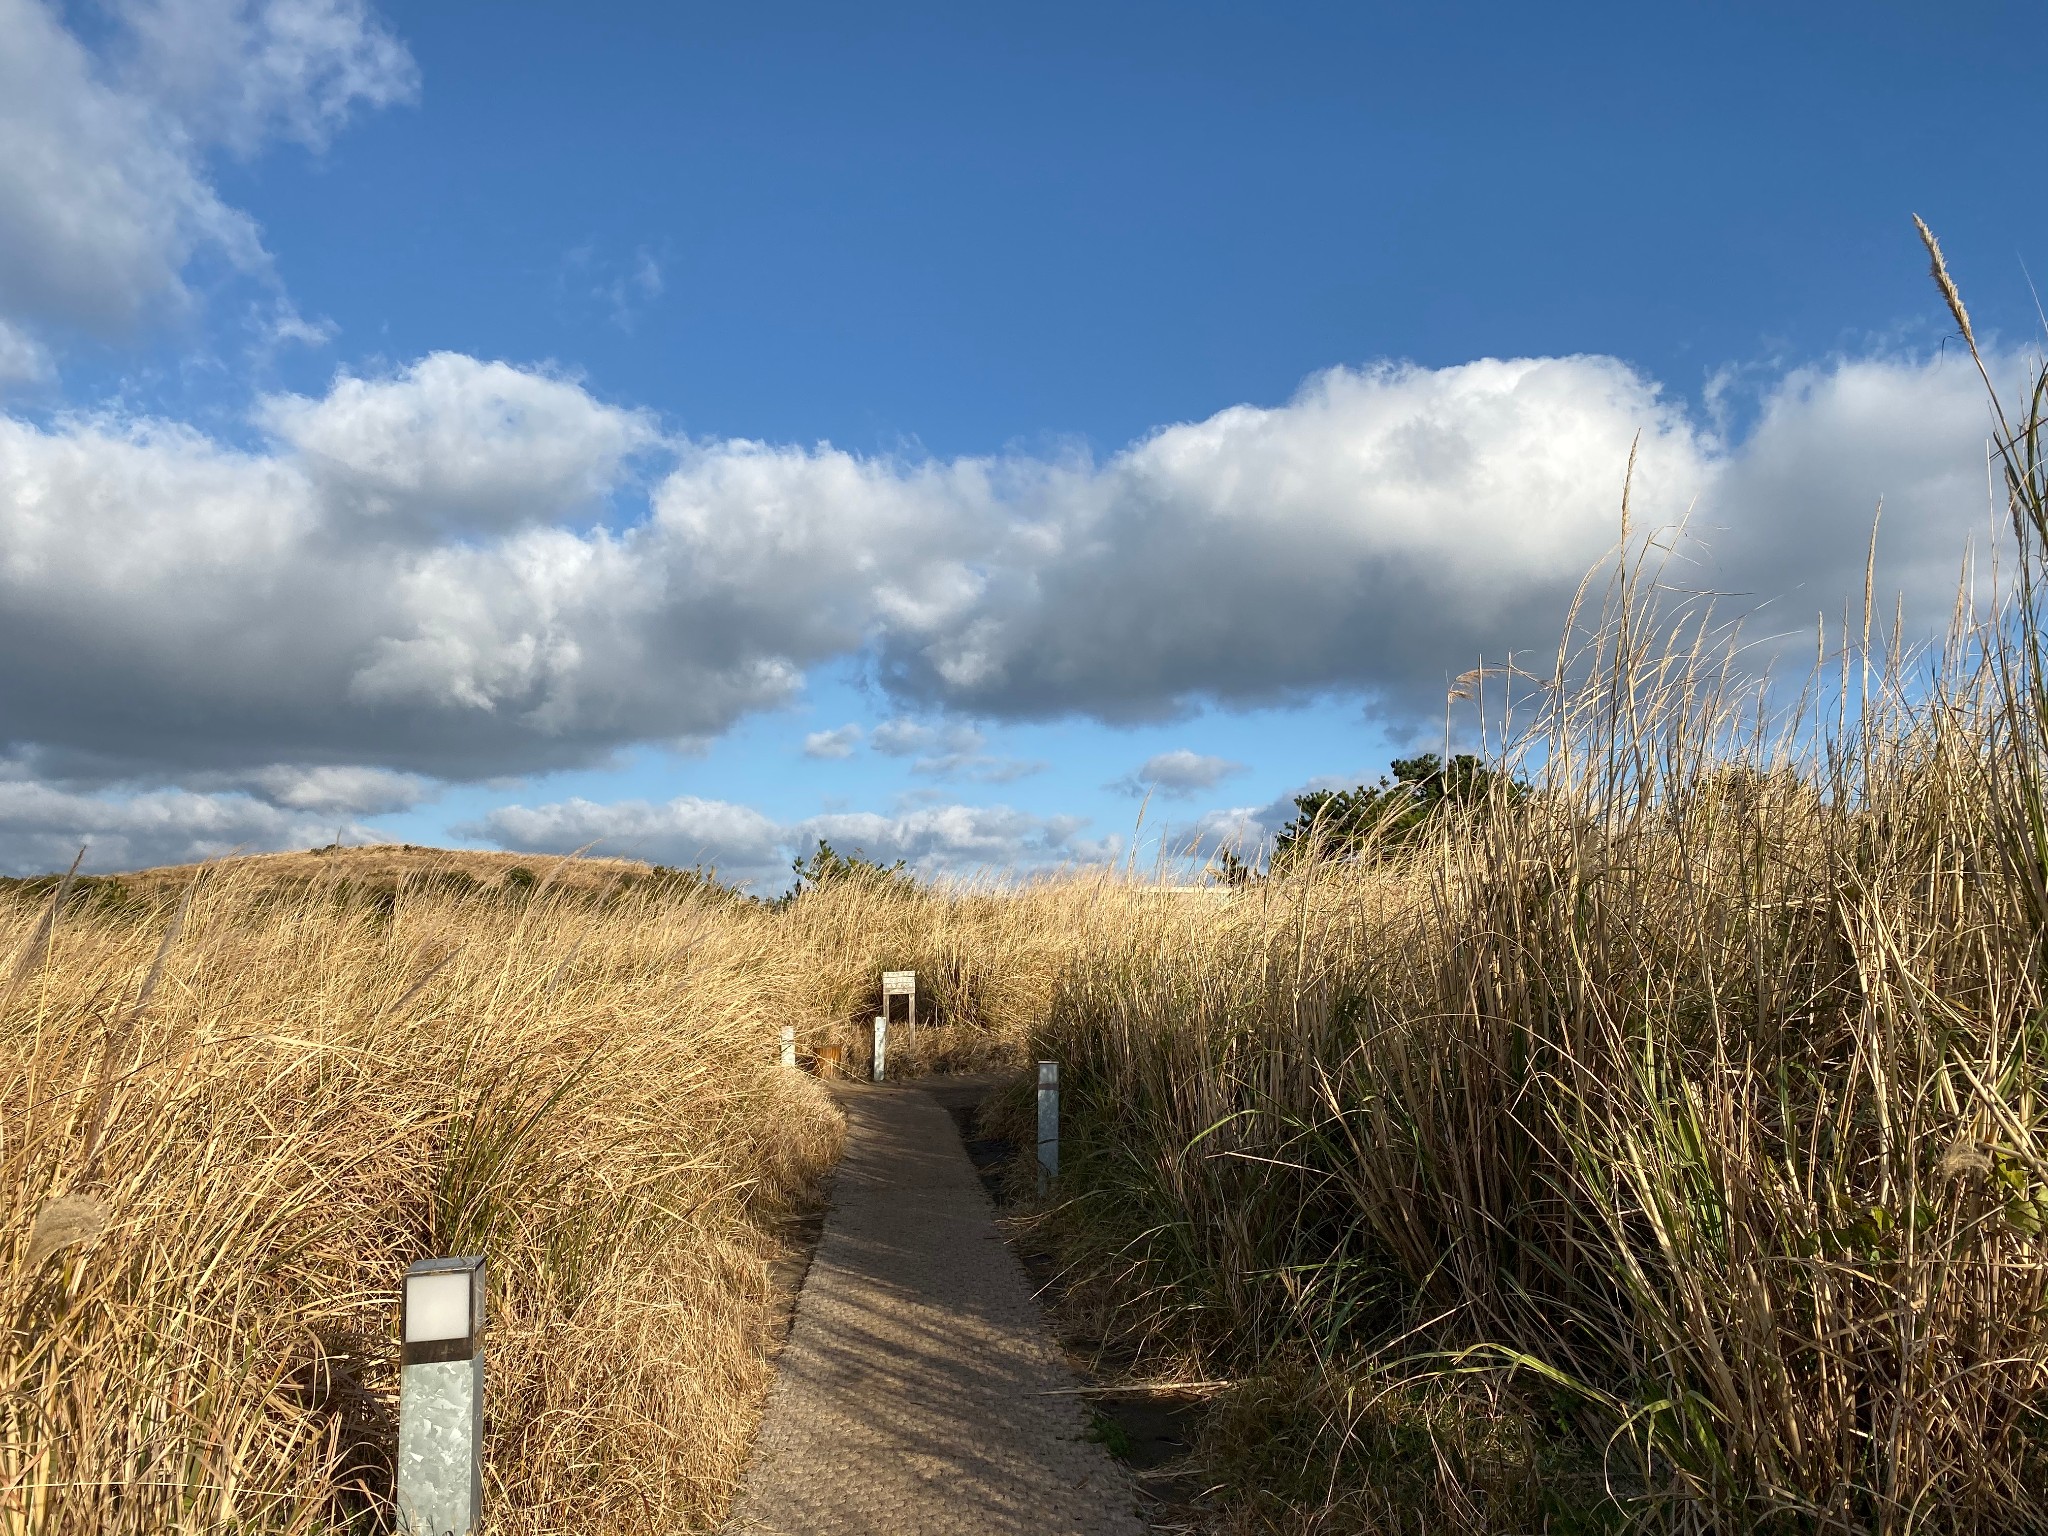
xmin=0 ymin=0 xmax=2042 ymax=888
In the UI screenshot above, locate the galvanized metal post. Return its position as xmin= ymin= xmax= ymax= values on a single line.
xmin=1037 ymin=1060 xmax=1058 ymax=1194
xmin=397 ymin=1255 xmax=485 ymax=1535
xmin=780 ymin=1025 xmax=796 ymax=1069
xmin=872 ymin=1014 xmax=887 ymax=1081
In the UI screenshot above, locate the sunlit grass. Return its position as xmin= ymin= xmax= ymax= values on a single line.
xmin=0 ymin=869 xmax=845 ymax=1534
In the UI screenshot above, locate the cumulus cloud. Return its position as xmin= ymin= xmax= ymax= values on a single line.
xmin=799 ymin=803 xmax=1104 ymax=872
xmin=803 ymin=725 xmax=863 ymax=759
xmin=0 ymin=345 xmax=2007 ymax=811
xmin=860 ymin=717 xmax=1041 ymax=780
xmin=1113 ymin=750 xmax=1247 ymax=798
xmin=0 ymin=0 xmax=413 ymax=335
xmin=465 ymin=794 xmax=1113 ymax=890
xmin=472 ymin=795 xmax=785 ymax=879
xmin=0 ymin=356 xmax=780 ymax=782
xmin=257 ymin=353 xmax=660 ymax=537
xmin=622 ymin=350 xmax=1997 ymax=741
xmin=234 ymin=763 xmax=433 ymax=814
xmin=866 ymin=356 xmax=1992 ymax=721
xmin=1176 ymin=786 xmax=1322 ymax=852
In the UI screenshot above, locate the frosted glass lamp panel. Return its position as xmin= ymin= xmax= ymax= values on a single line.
xmin=406 ymin=1270 xmax=473 ymax=1343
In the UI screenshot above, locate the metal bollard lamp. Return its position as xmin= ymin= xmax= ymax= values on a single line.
xmin=397 ymin=1254 xmax=486 ymax=1535
xmin=1037 ymin=1060 xmax=1059 ymax=1193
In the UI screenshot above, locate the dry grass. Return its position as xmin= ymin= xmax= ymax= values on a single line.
xmin=774 ymin=872 xmax=1218 ymax=1075
xmin=995 ymin=247 xmax=2048 ymax=1535
xmin=0 ymin=864 xmax=843 ymax=1534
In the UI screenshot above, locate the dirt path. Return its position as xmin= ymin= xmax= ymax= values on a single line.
xmin=727 ymin=1080 xmax=1146 ymax=1536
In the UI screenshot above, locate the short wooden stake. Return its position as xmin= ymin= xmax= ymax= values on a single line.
xmin=1037 ymin=1060 xmax=1058 ymax=1194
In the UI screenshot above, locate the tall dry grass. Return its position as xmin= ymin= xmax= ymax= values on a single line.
xmin=774 ymin=871 xmax=1217 ymax=1074
xmin=0 ymin=867 xmax=843 ymax=1533
xmin=1021 ymin=248 xmax=2048 ymax=1531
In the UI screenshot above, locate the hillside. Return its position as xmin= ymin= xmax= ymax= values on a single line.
xmin=4 ymin=842 xmax=713 ymax=906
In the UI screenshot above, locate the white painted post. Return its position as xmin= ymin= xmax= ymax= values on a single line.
xmin=1037 ymin=1060 xmax=1058 ymax=1194
xmin=779 ymin=1025 xmax=796 ymax=1069
xmin=397 ymin=1255 xmax=485 ymax=1535
xmin=872 ymin=1014 xmax=888 ymax=1081
xmin=882 ymin=970 xmax=915 ymax=1066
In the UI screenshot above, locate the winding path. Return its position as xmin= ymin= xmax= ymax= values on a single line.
xmin=727 ymin=1080 xmax=1146 ymax=1536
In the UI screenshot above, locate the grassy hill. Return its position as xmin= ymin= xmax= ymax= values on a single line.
xmin=0 ymin=842 xmax=727 ymax=916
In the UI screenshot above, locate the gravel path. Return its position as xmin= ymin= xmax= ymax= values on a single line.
xmin=727 ymin=1080 xmax=1146 ymax=1536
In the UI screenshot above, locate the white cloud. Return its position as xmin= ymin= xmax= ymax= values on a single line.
xmin=862 ymin=718 xmax=1039 ymax=780
xmin=235 ymin=763 xmax=433 ymax=814
xmin=0 ymin=0 xmax=412 ymax=341
xmin=0 ymin=359 xmax=774 ymax=782
xmin=869 ymin=718 xmax=984 ymax=756
xmin=257 ymin=353 xmax=659 ymax=537
xmin=0 ymin=0 xmax=256 ymax=331
xmin=800 ymin=803 xmax=1104 ymax=873
xmin=0 ymin=345 xmax=2007 ymax=800
xmin=635 ymin=350 xmax=1999 ymax=728
xmin=253 ymin=296 xmax=339 ymax=354
xmin=1176 ymin=783 xmax=1330 ymax=852
xmin=472 ymin=795 xmax=785 ymax=880
xmin=799 ymin=717 xmax=1043 ymax=779
xmin=602 ymin=249 xmax=663 ymax=331
xmin=1114 ymin=749 xmax=1246 ymax=797
xmin=803 ymin=725 xmax=863 ymax=759
xmin=1163 ymin=766 xmax=1435 ymax=869
xmin=869 ymin=358 xmax=1703 ymax=718
xmin=464 ymin=794 xmax=1113 ymax=890
xmin=113 ymin=0 xmax=417 ymax=156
